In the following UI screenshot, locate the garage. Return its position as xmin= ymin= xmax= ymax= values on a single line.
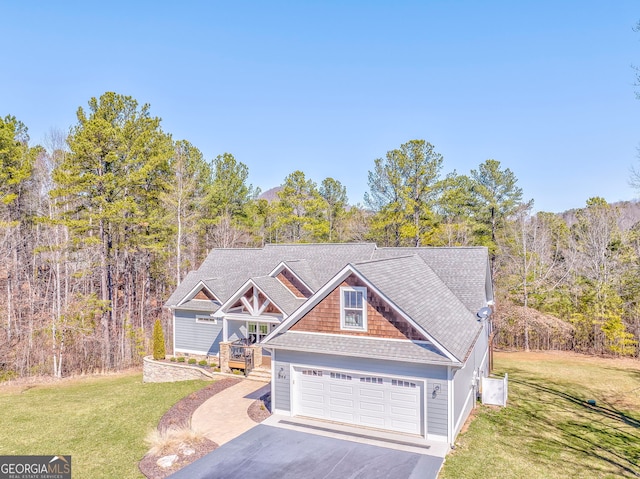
xmin=293 ymin=367 xmax=424 ymax=436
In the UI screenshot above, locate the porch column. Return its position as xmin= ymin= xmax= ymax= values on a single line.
xmin=251 ymin=345 xmax=262 ymax=368
xmin=219 ymin=341 xmax=232 ymax=373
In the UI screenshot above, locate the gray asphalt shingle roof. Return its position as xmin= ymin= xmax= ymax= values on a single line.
xmin=265 ymin=331 xmax=451 ymax=365
xmin=166 ymin=243 xmax=491 ymax=364
xmin=177 ymin=299 xmax=220 ymax=313
xmin=165 ymin=244 xmax=377 ymax=307
xmin=251 ymin=276 xmax=307 ymax=316
xmin=352 ymin=255 xmax=481 ymax=362
xmin=374 ymin=247 xmax=490 ymax=314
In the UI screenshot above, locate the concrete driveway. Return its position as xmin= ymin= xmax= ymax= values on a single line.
xmin=167 ymin=424 xmax=444 ymax=479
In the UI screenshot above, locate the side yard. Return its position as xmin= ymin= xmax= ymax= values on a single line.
xmin=0 ymin=371 xmax=209 ymax=479
xmin=441 ymin=351 xmax=640 ymax=479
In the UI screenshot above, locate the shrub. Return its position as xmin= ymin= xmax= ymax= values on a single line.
xmin=177 ymin=356 xmax=186 ymax=363
xmin=169 ymin=357 xmax=177 ymax=362
xmin=198 ymin=360 xmax=208 ymax=367
xmin=213 ymin=367 xmax=220 ymax=372
xmin=152 ymin=319 xmax=166 ymax=360
xmin=232 ymin=369 xmax=243 ymax=375
xmin=188 ymin=358 xmax=197 ymax=365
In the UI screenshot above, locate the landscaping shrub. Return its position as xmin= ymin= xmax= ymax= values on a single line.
xmin=152 ymin=319 xmax=166 ymax=360
xmin=170 ymin=357 xmax=177 ymax=362
xmin=188 ymin=358 xmax=197 ymax=365
xmin=198 ymin=360 xmax=208 ymax=367
xmin=177 ymin=357 xmax=185 ymax=363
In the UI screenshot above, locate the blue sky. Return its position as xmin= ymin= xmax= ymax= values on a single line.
xmin=1 ymin=1 xmax=638 ymax=212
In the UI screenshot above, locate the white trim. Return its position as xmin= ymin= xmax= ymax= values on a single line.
xmin=283 ymin=330 xmax=432 ymax=344
xmin=340 ymin=286 xmax=367 ymax=331
xmin=213 ymin=279 xmax=287 ymax=319
xmin=447 ymin=366 xmax=454 ymax=445
xmin=196 ymin=315 xmax=218 ymax=325
xmin=225 ymin=312 xmax=283 ymax=323
xmin=177 ymin=280 xmax=220 ymax=306
xmin=268 ymin=262 xmax=314 ymax=297
xmin=172 ymin=313 xmax=176 ymax=355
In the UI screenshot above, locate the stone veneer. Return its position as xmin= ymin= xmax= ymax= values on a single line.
xmin=143 ymin=356 xmax=215 ymax=383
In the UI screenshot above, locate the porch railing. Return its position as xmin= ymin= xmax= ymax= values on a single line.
xmin=229 ymin=339 xmax=254 ymax=377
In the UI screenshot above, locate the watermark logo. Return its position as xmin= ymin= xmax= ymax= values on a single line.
xmin=0 ymin=455 xmax=71 ymax=479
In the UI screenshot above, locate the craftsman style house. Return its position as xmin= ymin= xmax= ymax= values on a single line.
xmin=164 ymin=243 xmax=493 ymax=444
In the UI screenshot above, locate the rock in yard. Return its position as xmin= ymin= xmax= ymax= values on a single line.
xmin=178 ymin=443 xmax=196 ymax=456
xmin=157 ymin=454 xmax=179 ymax=468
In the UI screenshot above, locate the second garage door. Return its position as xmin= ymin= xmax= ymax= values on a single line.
xmin=294 ymin=367 xmax=423 ymax=435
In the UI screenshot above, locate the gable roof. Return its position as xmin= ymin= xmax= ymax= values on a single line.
xmin=251 ymin=276 xmax=307 ymax=316
xmin=165 ymin=244 xmax=377 ymax=308
xmin=351 ymin=255 xmax=481 ymax=362
xmin=374 ymin=247 xmax=492 ymax=314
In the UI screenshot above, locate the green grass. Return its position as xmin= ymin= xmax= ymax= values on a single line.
xmin=0 ymin=372 xmax=209 ymax=479
xmin=441 ymin=352 xmax=640 ymax=479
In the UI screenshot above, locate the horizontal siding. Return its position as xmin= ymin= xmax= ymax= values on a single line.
xmin=276 ymin=350 xmax=447 ymax=380
xmin=228 ymin=321 xmax=247 ymax=342
xmin=174 ymin=310 xmax=223 ymax=354
xmin=427 ymin=380 xmax=449 ymax=436
xmin=273 ymin=357 xmax=291 ymax=412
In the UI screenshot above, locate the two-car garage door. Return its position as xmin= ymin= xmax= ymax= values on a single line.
xmin=294 ymin=367 xmax=423 ymax=435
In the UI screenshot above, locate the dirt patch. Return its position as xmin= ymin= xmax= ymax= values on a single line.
xmin=0 ymin=368 xmax=141 ymax=394
xmin=248 ymin=392 xmax=272 ymax=423
xmin=139 ymin=377 xmax=241 ymax=479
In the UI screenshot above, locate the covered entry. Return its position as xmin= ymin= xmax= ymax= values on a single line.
xmin=293 ymin=366 xmax=424 ymax=436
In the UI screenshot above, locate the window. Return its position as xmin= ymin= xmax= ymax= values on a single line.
xmin=360 ymin=376 xmax=383 ymax=384
xmin=330 ymin=372 xmax=352 ymax=380
xmin=340 ymin=286 xmax=367 ymax=330
xmin=247 ymin=322 xmax=270 ymax=344
xmin=392 ymin=379 xmax=416 ymax=388
xmin=302 ymin=369 xmax=323 ymax=377
xmin=196 ymin=315 xmax=217 ymax=325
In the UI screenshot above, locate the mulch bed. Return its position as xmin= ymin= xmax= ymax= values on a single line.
xmin=139 ymin=378 xmax=275 ymax=478
xmin=248 ymin=391 xmax=272 ymax=423
xmin=139 ymin=377 xmax=241 ymax=479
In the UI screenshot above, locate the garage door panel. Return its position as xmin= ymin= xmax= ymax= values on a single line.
xmin=390 ymin=391 xmax=418 ymax=403
xmin=391 ymin=418 xmax=420 ymax=434
xmin=359 ymin=388 xmax=384 ymax=400
xmin=329 ymin=384 xmax=353 ymax=395
xmin=359 ymin=401 xmax=384 ymax=413
xmin=295 ymin=367 xmax=423 ymax=436
xmin=360 ymin=414 xmax=386 ymax=428
xmin=391 ymin=405 xmax=419 ymax=417
xmin=330 ymin=397 xmax=354 ymax=408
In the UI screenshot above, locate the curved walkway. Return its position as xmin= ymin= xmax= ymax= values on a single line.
xmin=191 ymin=379 xmax=270 ymax=446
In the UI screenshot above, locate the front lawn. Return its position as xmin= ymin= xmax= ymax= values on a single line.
xmin=440 ymin=351 xmax=640 ymax=479
xmin=0 ymin=372 xmax=209 ymax=478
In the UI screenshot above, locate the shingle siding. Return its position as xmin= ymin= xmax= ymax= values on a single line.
xmin=174 ymin=310 xmax=223 ymax=354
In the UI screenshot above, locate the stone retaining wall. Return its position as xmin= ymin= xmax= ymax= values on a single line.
xmin=143 ymin=356 xmax=215 ymax=383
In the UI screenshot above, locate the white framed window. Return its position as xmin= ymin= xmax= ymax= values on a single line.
xmin=340 ymin=286 xmax=367 ymax=331
xmin=247 ymin=322 xmax=270 ymax=344
xmin=196 ymin=315 xmax=218 ymax=325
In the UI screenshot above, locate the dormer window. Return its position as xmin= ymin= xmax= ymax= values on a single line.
xmin=340 ymin=286 xmax=367 ymax=331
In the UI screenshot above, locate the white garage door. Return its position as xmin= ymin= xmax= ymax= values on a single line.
xmin=294 ymin=367 xmax=423 ymax=435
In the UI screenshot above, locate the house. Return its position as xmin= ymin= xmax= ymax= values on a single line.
xmin=164 ymin=243 xmax=494 ymax=445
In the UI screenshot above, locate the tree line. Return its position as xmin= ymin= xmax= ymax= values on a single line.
xmin=0 ymin=91 xmax=637 ymax=380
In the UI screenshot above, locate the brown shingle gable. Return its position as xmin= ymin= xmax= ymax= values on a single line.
xmin=290 ymin=274 xmax=426 ymax=340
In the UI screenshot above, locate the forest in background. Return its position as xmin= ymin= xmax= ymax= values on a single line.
xmin=1 ymin=91 xmax=638 ymax=380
